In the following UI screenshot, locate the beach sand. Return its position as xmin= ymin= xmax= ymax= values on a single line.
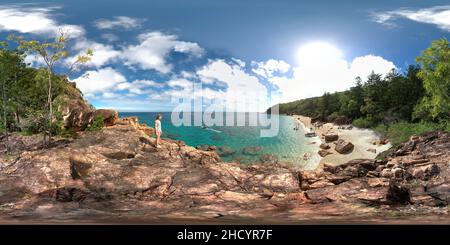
xmin=295 ymin=115 xmax=392 ymax=166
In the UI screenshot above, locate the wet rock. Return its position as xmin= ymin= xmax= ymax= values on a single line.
xmin=211 ymin=134 xmax=223 ymax=141
xmin=302 ymin=152 xmax=311 ymax=161
xmin=319 ymin=143 xmax=330 ymax=150
xmin=196 ymin=144 xmax=210 ymax=151
xmin=242 ymin=146 xmax=262 ymax=155
xmin=217 ymin=146 xmax=236 ymax=157
xmin=335 ymin=139 xmax=354 ymax=154
xmin=207 ymin=145 xmax=217 ymax=151
xmin=259 ymin=154 xmax=278 ymax=164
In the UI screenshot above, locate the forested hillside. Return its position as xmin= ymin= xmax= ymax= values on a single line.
xmin=0 ymin=33 xmax=96 ymax=152
xmin=268 ymin=38 xmax=450 ymax=144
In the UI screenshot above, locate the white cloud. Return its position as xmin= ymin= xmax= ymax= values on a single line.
xmin=265 ymin=54 xmax=396 ymax=103
xmin=350 ymin=55 xmax=396 ymax=81
xmin=197 ymin=59 xmax=270 ymax=111
xmin=373 ymin=5 xmax=450 ymax=31
xmin=251 ymin=59 xmax=291 ymax=78
xmin=72 ymin=67 xmax=126 ymax=97
xmin=0 ymin=5 xmax=84 ymax=37
xmin=101 ymin=33 xmax=119 ymax=42
xmin=231 ymin=58 xmax=246 ymax=68
xmin=94 ymin=16 xmax=145 ymax=29
xmin=122 ymin=31 xmax=204 ymax=73
xmin=67 ymin=38 xmax=121 ymax=68
xmin=116 ymin=79 xmax=164 ymax=95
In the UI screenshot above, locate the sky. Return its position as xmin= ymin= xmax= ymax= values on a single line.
xmin=0 ymin=0 xmax=449 ymax=112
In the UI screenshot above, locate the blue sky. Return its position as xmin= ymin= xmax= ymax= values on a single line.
xmin=1 ymin=0 xmax=449 ymax=111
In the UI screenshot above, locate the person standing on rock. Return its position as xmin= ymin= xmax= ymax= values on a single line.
xmin=155 ymin=113 xmax=162 ymax=148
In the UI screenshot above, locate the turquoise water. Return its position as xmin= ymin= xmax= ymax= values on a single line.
xmin=120 ymin=112 xmax=320 ymax=169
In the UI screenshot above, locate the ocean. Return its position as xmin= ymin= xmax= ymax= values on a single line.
xmin=119 ymin=112 xmax=321 ymax=169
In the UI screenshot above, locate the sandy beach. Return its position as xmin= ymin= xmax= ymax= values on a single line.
xmin=295 ymin=115 xmax=392 ymax=166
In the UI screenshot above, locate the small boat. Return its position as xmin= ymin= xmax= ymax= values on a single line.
xmin=305 ymin=132 xmax=316 ymax=137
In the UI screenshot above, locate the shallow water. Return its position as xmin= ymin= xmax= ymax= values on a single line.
xmin=120 ymin=112 xmax=320 ymax=169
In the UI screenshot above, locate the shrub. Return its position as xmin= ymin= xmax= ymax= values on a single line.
xmin=352 ymin=117 xmax=373 ymax=128
xmin=374 ymin=121 xmax=450 ymax=145
xmin=86 ymin=115 xmax=104 ymax=132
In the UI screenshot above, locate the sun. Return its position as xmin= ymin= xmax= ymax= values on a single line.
xmin=297 ymin=41 xmax=343 ymax=66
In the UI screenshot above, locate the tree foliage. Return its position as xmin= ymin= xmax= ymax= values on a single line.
xmin=8 ymin=31 xmax=92 ymax=145
xmin=0 ymin=32 xmax=92 ymax=146
xmin=271 ymin=39 xmax=448 ymax=133
xmin=414 ymin=38 xmax=450 ymax=120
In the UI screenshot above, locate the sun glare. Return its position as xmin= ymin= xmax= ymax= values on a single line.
xmin=297 ymin=41 xmax=343 ymax=65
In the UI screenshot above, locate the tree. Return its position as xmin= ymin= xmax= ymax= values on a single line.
xmin=361 ymin=72 xmax=389 ymax=125
xmin=11 ymin=31 xmax=92 ymax=145
xmin=414 ymin=38 xmax=450 ymax=120
xmin=340 ymin=77 xmax=364 ymax=118
xmin=0 ymin=43 xmax=25 ymax=153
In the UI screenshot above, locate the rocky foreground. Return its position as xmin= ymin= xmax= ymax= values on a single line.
xmin=0 ymin=117 xmax=449 ymax=224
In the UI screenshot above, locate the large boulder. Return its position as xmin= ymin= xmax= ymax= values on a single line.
xmin=55 ymin=84 xmax=118 ymax=131
xmin=324 ymin=134 xmax=339 ymax=142
xmin=335 ymin=139 xmax=354 ymax=154
xmin=58 ymin=97 xmax=94 ymax=131
xmin=92 ymin=109 xmax=118 ymax=127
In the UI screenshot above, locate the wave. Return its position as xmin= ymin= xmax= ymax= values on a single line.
xmin=204 ymin=127 xmax=222 ymax=133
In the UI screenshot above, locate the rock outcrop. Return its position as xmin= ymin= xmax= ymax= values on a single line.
xmin=55 ymin=82 xmax=118 ymax=131
xmin=300 ymin=131 xmax=450 ymax=208
xmin=0 ymin=120 xmax=449 ymax=223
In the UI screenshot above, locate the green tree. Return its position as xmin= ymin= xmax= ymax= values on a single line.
xmin=414 ymin=38 xmax=450 ymax=120
xmin=361 ymin=72 xmax=389 ymax=125
xmin=0 ymin=43 xmax=26 ymax=153
xmin=340 ymin=77 xmax=364 ymax=118
xmin=11 ymin=31 xmax=92 ymax=145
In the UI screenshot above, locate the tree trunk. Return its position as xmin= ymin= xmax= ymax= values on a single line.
xmin=15 ymin=110 xmax=20 ymax=125
xmin=47 ymin=67 xmax=52 ymax=146
xmin=2 ymin=80 xmax=9 ymax=154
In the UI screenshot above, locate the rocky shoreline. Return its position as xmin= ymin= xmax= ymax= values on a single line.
xmin=0 ymin=116 xmax=449 ymax=223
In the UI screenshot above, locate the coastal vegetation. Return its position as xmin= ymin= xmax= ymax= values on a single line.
xmin=0 ymin=32 xmax=92 ymax=151
xmin=269 ymin=38 xmax=450 ymax=145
